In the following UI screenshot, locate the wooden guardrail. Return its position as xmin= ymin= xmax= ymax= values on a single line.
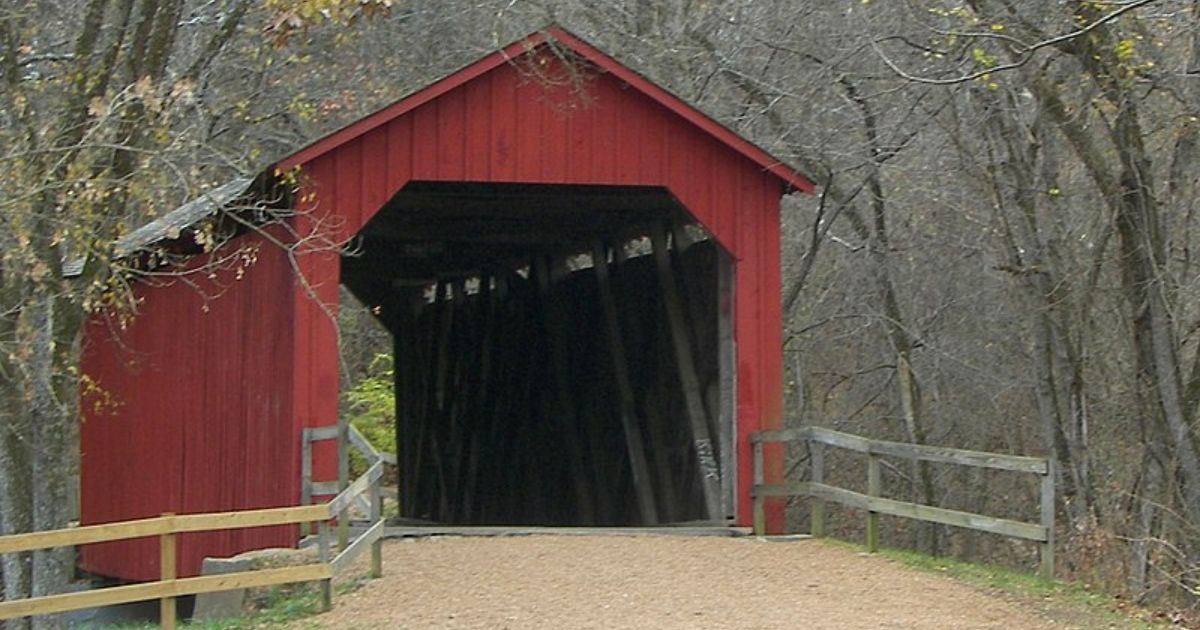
xmin=0 ymin=459 xmax=386 ymax=629
xmin=301 ymin=425 xmax=396 ymax=546
xmin=347 ymin=424 xmax=397 ymax=467
xmin=751 ymin=426 xmax=1055 ymax=579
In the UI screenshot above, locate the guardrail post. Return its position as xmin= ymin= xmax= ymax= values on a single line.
xmin=1040 ymin=459 xmax=1055 ymax=580
xmin=317 ymin=520 xmax=333 ymax=612
xmin=301 ymin=428 xmax=313 ymax=537
xmin=337 ymin=422 xmax=350 ymax=551
xmin=159 ymin=513 xmax=177 ymax=630
xmin=752 ymin=438 xmax=765 ymax=536
xmin=369 ymin=476 xmax=383 ymax=578
xmin=810 ymin=439 xmax=825 ymax=537
xmin=866 ymin=454 xmax=880 ymax=553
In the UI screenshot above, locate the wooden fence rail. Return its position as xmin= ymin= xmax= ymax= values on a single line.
xmin=751 ymin=426 xmax=1055 ymax=579
xmin=0 ymin=460 xmax=386 ymax=628
xmin=301 ymin=425 xmax=396 ymax=546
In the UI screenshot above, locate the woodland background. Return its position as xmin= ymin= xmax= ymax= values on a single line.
xmin=2 ymin=1 xmax=1199 ymax=627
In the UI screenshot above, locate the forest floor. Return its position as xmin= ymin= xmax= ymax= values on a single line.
xmin=285 ymin=534 xmax=1166 ymax=630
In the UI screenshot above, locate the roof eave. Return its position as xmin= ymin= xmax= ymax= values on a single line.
xmin=541 ymin=27 xmax=815 ymax=195
xmin=273 ymin=26 xmax=815 ymax=194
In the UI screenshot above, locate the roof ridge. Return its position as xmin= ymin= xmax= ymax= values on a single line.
xmin=274 ymin=26 xmax=814 ymax=193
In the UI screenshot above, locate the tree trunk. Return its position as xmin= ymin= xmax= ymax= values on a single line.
xmin=24 ymin=291 xmax=74 ymax=630
xmin=0 ymin=285 xmax=33 ymax=630
xmin=1110 ymin=101 xmax=1200 ymax=533
xmin=1129 ymin=447 xmax=1164 ymax=601
xmin=0 ymin=377 xmax=33 ymax=630
xmin=1030 ymin=312 xmax=1089 ymax=524
xmin=897 ymin=352 xmax=938 ymax=554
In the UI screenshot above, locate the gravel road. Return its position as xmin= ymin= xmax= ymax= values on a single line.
xmin=299 ymin=535 xmax=1064 ymax=629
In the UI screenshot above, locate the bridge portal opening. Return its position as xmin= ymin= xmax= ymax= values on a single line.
xmin=340 ymin=181 xmax=735 ymax=526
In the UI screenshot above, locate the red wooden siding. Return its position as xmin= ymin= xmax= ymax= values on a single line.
xmin=80 ymin=27 xmax=803 ymax=581
xmin=288 ymin=47 xmax=791 ymax=527
xmin=80 ymin=232 xmax=300 ymax=581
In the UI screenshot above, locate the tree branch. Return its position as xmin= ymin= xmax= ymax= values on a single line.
xmin=872 ymin=0 xmax=1161 ymax=86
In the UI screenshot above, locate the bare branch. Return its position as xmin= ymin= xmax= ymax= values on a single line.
xmin=872 ymin=0 xmax=1161 ymax=85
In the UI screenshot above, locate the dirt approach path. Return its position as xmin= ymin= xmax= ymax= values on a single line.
xmin=292 ymin=535 xmax=1085 ymax=629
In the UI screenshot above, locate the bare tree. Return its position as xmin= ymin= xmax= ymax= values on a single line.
xmin=0 ymin=0 xmax=385 ymax=624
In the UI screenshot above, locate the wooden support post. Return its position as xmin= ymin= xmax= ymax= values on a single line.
xmin=579 ymin=364 xmax=616 ymax=522
xmin=443 ymin=280 xmax=469 ymax=523
xmin=410 ymin=281 xmax=449 ymax=521
xmin=478 ymin=274 xmax=513 ymax=524
xmin=716 ymin=252 xmax=737 ymax=520
xmin=592 ymin=239 xmax=659 ymax=524
xmin=459 ymin=426 xmax=481 ymax=522
xmin=159 ymin=513 xmax=177 ymax=630
xmin=428 ymin=432 xmax=451 ymax=522
xmin=301 ymin=429 xmax=313 ymax=537
xmin=669 ymin=227 xmax=721 ymax=471
xmin=810 ymin=440 xmax=826 ymax=537
xmin=337 ymin=421 xmax=350 ymax=551
xmin=535 ymin=256 xmax=597 ymax=524
xmin=642 ymin=380 xmax=679 ymax=524
xmin=457 ymin=274 xmax=494 ymax=522
xmin=752 ymin=441 xmax=765 ymax=536
xmin=523 ymin=285 xmax=550 ymax=523
xmin=395 ymin=296 xmax=421 ymax=518
xmin=1040 ymin=460 xmax=1056 ymax=580
xmin=317 ymin=520 xmax=332 ymax=612
xmin=613 ymin=242 xmax=678 ymax=523
xmin=431 ymin=284 xmax=456 ymax=521
xmin=370 ymin=477 xmax=383 ymax=579
xmin=649 ymin=224 xmax=722 ymax=520
xmin=867 ymin=454 xmax=881 ymax=553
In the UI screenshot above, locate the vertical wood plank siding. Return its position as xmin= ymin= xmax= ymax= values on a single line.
xmin=292 ymin=55 xmax=790 ymax=529
xmin=80 ymin=28 xmax=810 ymax=580
xmin=80 ymin=232 xmax=298 ymax=580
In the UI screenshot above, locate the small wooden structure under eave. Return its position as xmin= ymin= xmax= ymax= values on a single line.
xmin=79 ymin=26 xmax=813 ymax=581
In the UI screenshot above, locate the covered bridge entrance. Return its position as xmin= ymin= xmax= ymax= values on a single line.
xmin=79 ymin=27 xmax=813 ymax=581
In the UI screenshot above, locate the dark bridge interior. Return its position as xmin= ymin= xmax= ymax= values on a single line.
xmin=341 ymin=181 xmax=734 ymax=526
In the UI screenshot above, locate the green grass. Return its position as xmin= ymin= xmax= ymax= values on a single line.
xmin=819 ymin=538 xmax=1166 ymax=629
xmin=87 ymin=575 xmax=370 ymax=630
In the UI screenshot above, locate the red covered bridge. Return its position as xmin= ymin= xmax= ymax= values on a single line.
xmin=80 ymin=27 xmax=813 ymax=581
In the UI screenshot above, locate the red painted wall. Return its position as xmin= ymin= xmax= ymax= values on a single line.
xmin=289 ymin=52 xmax=787 ymax=527
xmin=80 ymin=32 xmax=793 ymax=581
xmin=80 ymin=232 xmax=307 ymax=581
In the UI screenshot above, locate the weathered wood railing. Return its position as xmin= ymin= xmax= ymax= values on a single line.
xmin=0 ymin=460 xmax=385 ymax=629
xmin=751 ymin=426 xmax=1055 ymax=579
xmin=301 ymin=425 xmax=396 ymax=545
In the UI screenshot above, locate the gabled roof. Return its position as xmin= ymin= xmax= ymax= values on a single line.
xmin=115 ymin=177 xmax=255 ymax=256
xmin=63 ymin=176 xmax=257 ymax=278
xmin=275 ymin=26 xmax=814 ymax=194
xmin=80 ymin=25 xmax=815 ymax=277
